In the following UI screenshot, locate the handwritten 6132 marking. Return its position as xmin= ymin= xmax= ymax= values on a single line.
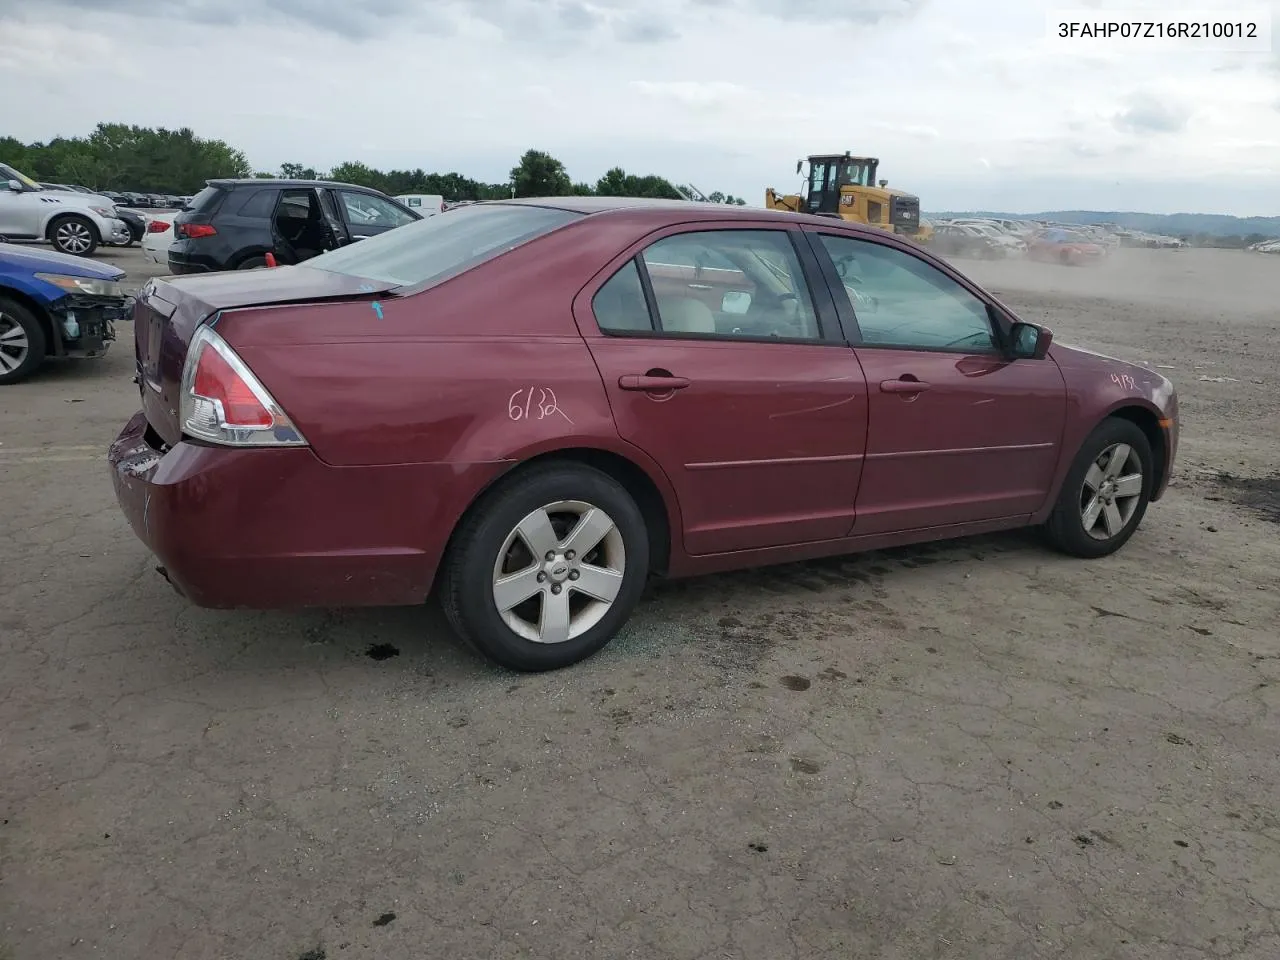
xmin=509 ymin=386 xmax=574 ymax=425
xmin=1110 ymin=372 xmax=1136 ymax=391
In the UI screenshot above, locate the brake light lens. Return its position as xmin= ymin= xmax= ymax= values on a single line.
xmin=178 ymin=222 xmax=216 ymax=239
xmin=146 ymin=219 xmax=170 ymax=233
xmin=179 ymin=324 xmax=307 ymax=447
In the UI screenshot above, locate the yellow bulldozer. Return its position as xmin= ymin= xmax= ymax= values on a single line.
xmin=765 ymin=152 xmax=931 ymax=243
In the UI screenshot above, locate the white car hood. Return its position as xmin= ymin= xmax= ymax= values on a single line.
xmin=38 ymin=189 xmax=114 ymax=209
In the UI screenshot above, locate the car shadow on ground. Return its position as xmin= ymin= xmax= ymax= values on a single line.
xmin=114 ymin=528 xmax=1052 ymax=698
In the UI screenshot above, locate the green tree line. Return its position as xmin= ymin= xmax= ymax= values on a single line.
xmin=2 ymin=124 xmax=749 ymax=205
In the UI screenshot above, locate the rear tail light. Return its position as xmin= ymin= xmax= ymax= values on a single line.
xmin=177 ymin=222 xmax=216 ymax=239
xmin=179 ymin=324 xmax=307 ymax=447
xmin=146 ymin=220 xmax=170 ymax=233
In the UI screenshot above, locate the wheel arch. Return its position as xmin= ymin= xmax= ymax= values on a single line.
xmin=433 ymin=444 xmax=681 ymax=596
xmin=230 ymin=247 xmax=272 ymax=269
xmin=44 ymin=210 xmax=102 ymax=244
xmin=1106 ymin=402 xmax=1168 ymax=497
xmin=0 ymin=286 xmax=61 ymax=358
xmin=1034 ymin=399 xmax=1168 ymax=523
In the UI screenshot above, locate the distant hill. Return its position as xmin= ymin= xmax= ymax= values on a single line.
xmin=926 ymin=210 xmax=1280 ymax=239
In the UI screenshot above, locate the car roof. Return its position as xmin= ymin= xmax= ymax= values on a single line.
xmin=206 ymin=178 xmax=378 ymax=191
xmin=483 ymin=196 xmax=896 ymax=236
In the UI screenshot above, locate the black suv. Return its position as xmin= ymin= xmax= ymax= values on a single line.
xmin=168 ymin=178 xmax=421 ymax=274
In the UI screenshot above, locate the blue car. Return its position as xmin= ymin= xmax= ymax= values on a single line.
xmin=0 ymin=241 xmax=131 ymax=384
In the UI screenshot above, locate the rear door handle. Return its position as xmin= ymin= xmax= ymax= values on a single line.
xmin=880 ymin=378 xmax=930 ymax=394
xmin=619 ymin=374 xmax=691 ymax=391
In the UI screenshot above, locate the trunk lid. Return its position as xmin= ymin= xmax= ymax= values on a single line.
xmin=134 ymin=264 xmax=396 ymax=447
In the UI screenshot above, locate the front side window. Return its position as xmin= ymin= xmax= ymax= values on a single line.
xmin=809 ymin=162 xmax=828 ymax=197
xmin=817 ymin=234 xmax=997 ymax=352
xmin=638 ymin=229 xmax=821 ymax=340
xmin=338 ymin=191 xmax=417 ymax=228
xmin=0 ymin=163 xmax=41 ymax=190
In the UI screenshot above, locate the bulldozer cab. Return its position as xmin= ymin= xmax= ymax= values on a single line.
xmin=799 ymin=153 xmax=879 ymax=214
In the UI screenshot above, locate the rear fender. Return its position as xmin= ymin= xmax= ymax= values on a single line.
xmin=487 ymin=433 xmax=685 ymax=552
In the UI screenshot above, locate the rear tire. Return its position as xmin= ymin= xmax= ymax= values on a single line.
xmin=48 ymin=215 xmax=99 ymax=257
xmin=237 ymin=256 xmax=269 ymax=270
xmin=0 ymin=297 xmax=48 ymax=385
xmin=440 ymin=463 xmax=650 ymax=672
xmin=1043 ymin=417 xmax=1153 ymax=558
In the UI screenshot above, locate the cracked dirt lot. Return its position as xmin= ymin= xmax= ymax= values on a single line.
xmin=2 ymin=245 xmax=1279 ymax=960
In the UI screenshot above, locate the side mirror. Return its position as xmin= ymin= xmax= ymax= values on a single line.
xmin=795 ymin=160 xmax=803 ymax=175
xmin=721 ymin=290 xmax=752 ymax=315
xmin=1010 ymin=321 xmax=1052 ymax=359
xmin=6 ymin=179 xmax=23 ymax=192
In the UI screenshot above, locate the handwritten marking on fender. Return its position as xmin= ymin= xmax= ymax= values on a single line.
xmin=509 ymin=387 xmax=574 ymax=425
xmin=1110 ymin=372 xmax=1136 ymax=390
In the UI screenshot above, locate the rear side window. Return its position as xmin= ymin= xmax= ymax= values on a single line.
xmin=234 ymin=188 xmax=278 ymax=218
xmin=187 ymin=185 xmax=226 ymax=215
xmin=303 ymin=203 xmax=581 ymax=288
xmin=593 ymin=260 xmax=653 ymax=332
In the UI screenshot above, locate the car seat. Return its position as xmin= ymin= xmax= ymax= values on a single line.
xmin=656 ymin=296 xmax=717 ymax=333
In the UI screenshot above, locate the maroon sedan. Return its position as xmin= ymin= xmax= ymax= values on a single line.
xmin=110 ymin=198 xmax=1179 ymax=671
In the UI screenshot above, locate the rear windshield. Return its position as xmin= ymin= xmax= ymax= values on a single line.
xmin=187 ymin=185 xmax=225 ymax=214
xmin=302 ymin=203 xmax=582 ymax=288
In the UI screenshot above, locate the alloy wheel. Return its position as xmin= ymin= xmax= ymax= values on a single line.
xmin=56 ymin=220 xmax=92 ymax=254
xmin=0 ymin=313 xmax=30 ymax=374
xmin=1079 ymin=442 xmax=1144 ymax=540
xmin=491 ymin=500 xmax=626 ymax=644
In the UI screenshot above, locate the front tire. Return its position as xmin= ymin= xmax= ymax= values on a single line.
xmin=440 ymin=463 xmax=651 ymax=672
xmin=1044 ymin=417 xmax=1153 ymax=558
xmin=0 ymin=297 xmax=48 ymax=385
xmin=48 ymin=215 xmax=99 ymax=257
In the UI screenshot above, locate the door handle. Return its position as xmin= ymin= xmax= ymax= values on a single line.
xmin=687 ymin=283 xmax=713 ymax=290
xmin=880 ymin=378 xmax=930 ymax=394
xmin=619 ymin=374 xmax=691 ymax=392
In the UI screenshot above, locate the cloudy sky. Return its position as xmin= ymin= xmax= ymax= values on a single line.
xmin=1 ymin=0 xmax=1277 ymax=215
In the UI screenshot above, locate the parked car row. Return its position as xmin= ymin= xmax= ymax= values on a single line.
xmin=925 ymin=216 xmax=1115 ymax=266
xmin=102 ymin=191 xmax=191 ymax=210
xmin=927 ymin=220 xmax=1027 ymax=259
xmin=34 ymin=182 xmax=188 ymax=230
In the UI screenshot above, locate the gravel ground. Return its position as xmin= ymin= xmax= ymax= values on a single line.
xmin=1 ymin=244 xmax=1277 ymax=960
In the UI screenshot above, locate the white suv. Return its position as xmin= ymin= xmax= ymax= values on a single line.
xmin=0 ymin=162 xmax=130 ymax=256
